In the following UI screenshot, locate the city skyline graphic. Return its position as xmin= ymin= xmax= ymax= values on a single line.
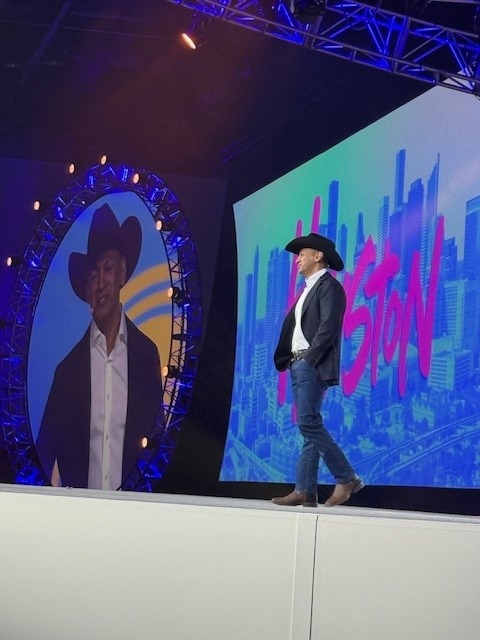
xmin=220 ymin=145 xmax=480 ymax=489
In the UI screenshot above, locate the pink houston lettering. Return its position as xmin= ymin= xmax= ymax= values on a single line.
xmin=276 ymin=194 xmax=444 ymax=406
xmin=342 ymin=216 xmax=444 ymax=397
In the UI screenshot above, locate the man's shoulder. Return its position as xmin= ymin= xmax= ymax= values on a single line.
xmin=316 ymin=272 xmax=346 ymax=308
xmin=57 ymin=328 xmax=90 ymax=366
xmin=318 ymin=271 xmax=345 ymax=291
xmin=125 ymin=316 xmax=158 ymax=353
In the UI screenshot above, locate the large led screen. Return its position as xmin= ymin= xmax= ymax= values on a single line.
xmin=220 ymin=85 xmax=480 ymax=489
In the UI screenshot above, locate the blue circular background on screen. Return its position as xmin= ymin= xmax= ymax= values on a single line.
xmin=27 ymin=191 xmax=170 ymax=440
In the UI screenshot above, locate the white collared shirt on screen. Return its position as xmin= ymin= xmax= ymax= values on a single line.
xmin=291 ymin=268 xmax=326 ymax=353
xmin=88 ymin=310 xmax=128 ymax=490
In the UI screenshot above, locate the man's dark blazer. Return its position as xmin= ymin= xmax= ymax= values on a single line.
xmin=273 ymin=271 xmax=346 ymax=385
xmin=36 ymin=316 xmax=163 ymax=488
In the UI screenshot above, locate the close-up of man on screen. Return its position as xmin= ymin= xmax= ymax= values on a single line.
xmin=36 ymin=203 xmax=164 ymax=490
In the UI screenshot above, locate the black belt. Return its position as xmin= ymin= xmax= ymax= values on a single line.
xmin=291 ymin=350 xmax=307 ymax=363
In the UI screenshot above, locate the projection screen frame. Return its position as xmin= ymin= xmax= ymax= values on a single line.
xmin=0 ymin=162 xmax=202 ymax=491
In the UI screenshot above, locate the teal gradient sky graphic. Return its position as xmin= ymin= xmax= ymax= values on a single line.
xmin=235 ymin=86 xmax=480 ymax=319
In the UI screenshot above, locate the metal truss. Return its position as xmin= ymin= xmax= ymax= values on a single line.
xmin=121 ymin=168 xmax=202 ymax=491
xmin=1 ymin=163 xmax=202 ymax=491
xmin=169 ymin=0 xmax=480 ymax=94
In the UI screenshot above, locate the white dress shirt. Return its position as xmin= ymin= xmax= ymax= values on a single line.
xmin=88 ymin=310 xmax=128 ymax=490
xmin=291 ymin=268 xmax=326 ymax=353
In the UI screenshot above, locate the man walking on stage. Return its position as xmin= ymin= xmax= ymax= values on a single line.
xmin=272 ymin=232 xmax=364 ymax=507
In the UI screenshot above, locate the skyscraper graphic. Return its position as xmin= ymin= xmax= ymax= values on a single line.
xmin=244 ymin=273 xmax=254 ymax=375
xmin=265 ymin=247 xmax=290 ymax=362
xmin=395 ymin=148 xmax=406 ymax=210
xmin=462 ymin=197 xmax=480 ymax=358
xmin=355 ymin=211 xmax=365 ymax=249
xmin=464 ymin=196 xmax=480 ymax=280
xmin=338 ymin=223 xmax=348 ymax=268
xmin=353 ymin=212 xmax=371 ymax=303
xmin=422 ymin=155 xmax=440 ymax=286
xmin=319 ymin=222 xmax=328 ymax=237
xmin=462 ymin=279 xmax=480 ymax=355
xmin=389 ymin=206 xmax=403 ymax=265
xmin=443 ymin=237 xmax=457 ymax=282
xmin=327 ymin=180 xmax=339 ymax=244
xmin=243 ymin=246 xmax=259 ymax=376
xmin=389 ymin=149 xmax=407 ymax=282
xmin=353 ymin=211 xmax=366 ymax=273
xmin=404 ymin=177 xmax=424 ymax=283
xmin=443 ymin=279 xmax=470 ymax=349
xmin=377 ymin=195 xmax=389 ymax=260
xmin=253 ymin=245 xmax=259 ymax=325
xmin=434 ymin=235 xmax=457 ymax=339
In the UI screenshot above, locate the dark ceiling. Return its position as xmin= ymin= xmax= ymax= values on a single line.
xmin=0 ymin=0 xmax=477 ymax=198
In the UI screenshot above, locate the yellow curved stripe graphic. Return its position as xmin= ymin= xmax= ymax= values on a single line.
xmin=120 ymin=262 xmax=172 ymax=369
xmin=127 ymin=291 xmax=169 ymax=321
xmin=122 ymin=263 xmax=170 ymax=298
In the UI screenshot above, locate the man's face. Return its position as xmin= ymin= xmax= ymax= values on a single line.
xmin=296 ymin=248 xmax=323 ymax=278
xmin=86 ymin=249 xmax=127 ymax=326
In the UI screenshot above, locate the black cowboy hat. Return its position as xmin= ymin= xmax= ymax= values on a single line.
xmin=68 ymin=203 xmax=142 ymax=301
xmin=285 ymin=232 xmax=344 ymax=271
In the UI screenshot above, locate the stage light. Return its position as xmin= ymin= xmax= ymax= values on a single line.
xmin=68 ymin=163 xmax=75 ymax=174
xmin=141 ymin=436 xmax=156 ymax=450
xmin=180 ymin=13 xmax=210 ymax=50
xmin=181 ymin=31 xmax=202 ymax=50
xmin=6 ymin=256 xmax=22 ymax=268
xmin=162 ymin=364 xmax=181 ymax=378
xmin=99 ymin=154 xmax=107 ymax=165
xmin=33 ymin=200 xmax=51 ymax=214
xmin=290 ymin=0 xmax=326 ymax=23
xmin=132 ymin=170 xmax=149 ymax=186
xmin=168 ymin=286 xmax=190 ymax=308
xmin=154 ymin=215 xmax=174 ymax=232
